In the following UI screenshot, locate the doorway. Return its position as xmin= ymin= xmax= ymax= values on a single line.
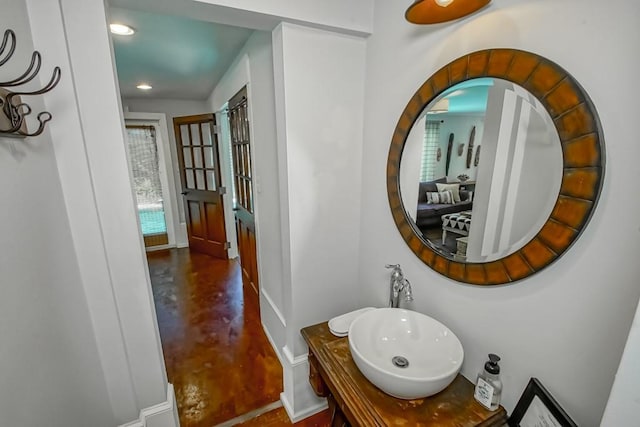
xmin=140 ymin=107 xmax=284 ymax=425
xmin=110 ymin=7 xmax=287 ymax=425
xmin=149 ymin=100 xmax=282 ymax=426
xmin=124 ymin=114 xmax=179 ymax=250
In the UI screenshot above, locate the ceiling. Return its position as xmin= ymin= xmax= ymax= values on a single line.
xmin=441 ymin=78 xmax=491 ymax=114
xmin=109 ymin=6 xmax=253 ymax=100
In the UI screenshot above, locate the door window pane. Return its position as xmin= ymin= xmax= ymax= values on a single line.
xmin=202 ymin=123 xmax=213 ymax=145
xmin=190 ymin=124 xmax=201 ymax=145
xmin=186 ymin=169 xmax=195 ymax=189
xmin=194 ymin=147 xmax=203 ymax=168
xmin=206 ymin=170 xmax=216 ymax=191
xmin=204 ymin=147 xmax=214 ymax=168
xmin=196 ymin=169 xmax=205 ymax=190
xmin=180 ymin=125 xmax=189 ymax=146
xmin=183 ymin=148 xmax=193 ymax=168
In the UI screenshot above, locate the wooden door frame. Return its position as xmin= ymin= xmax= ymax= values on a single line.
xmin=124 ymin=112 xmax=181 ymax=249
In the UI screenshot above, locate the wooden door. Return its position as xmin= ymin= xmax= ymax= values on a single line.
xmin=173 ymin=114 xmax=228 ymax=259
xmin=229 ymin=87 xmax=259 ymax=294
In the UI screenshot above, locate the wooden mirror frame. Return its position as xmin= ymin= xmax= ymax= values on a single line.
xmin=387 ymin=49 xmax=605 ymax=285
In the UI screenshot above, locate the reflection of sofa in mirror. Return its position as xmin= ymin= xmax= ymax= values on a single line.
xmin=415 ymin=179 xmax=473 ymax=229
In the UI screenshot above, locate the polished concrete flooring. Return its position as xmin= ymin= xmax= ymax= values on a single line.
xmin=234 ymin=406 xmax=331 ymax=426
xmin=147 ymin=248 xmax=287 ymax=426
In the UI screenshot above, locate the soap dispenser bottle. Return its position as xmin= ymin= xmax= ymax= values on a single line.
xmin=474 ymin=354 xmax=502 ymax=411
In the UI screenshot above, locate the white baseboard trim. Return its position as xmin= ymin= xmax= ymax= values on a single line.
xmin=280 ymin=345 xmax=328 ymax=423
xmin=176 ymin=223 xmax=188 ymax=248
xmin=262 ymin=322 xmax=284 ymax=366
xmin=283 ymin=345 xmax=307 ymax=367
xmin=259 ymin=288 xmax=286 ymax=365
xmin=281 ymin=392 xmax=328 ymax=423
xmin=216 ymin=401 xmax=282 ymax=427
xmin=260 ymin=288 xmax=286 ymax=327
xmin=119 ymin=383 xmax=178 ymax=427
xmin=145 ymin=244 xmax=176 ymax=252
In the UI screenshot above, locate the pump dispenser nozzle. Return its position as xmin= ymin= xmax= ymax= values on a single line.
xmin=485 ymin=354 xmax=501 ymax=374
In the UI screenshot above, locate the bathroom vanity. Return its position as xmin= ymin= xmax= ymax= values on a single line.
xmin=301 ymin=322 xmax=507 ymax=426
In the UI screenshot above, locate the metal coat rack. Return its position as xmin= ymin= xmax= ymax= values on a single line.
xmin=0 ymin=29 xmax=61 ymax=138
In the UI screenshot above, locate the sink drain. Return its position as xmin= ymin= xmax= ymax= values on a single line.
xmin=392 ymin=356 xmax=409 ymax=368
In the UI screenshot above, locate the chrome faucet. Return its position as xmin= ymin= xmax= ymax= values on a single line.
xmin=386 ymin=264 xmax=413 ymax=308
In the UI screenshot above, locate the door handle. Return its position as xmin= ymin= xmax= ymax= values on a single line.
xmin=181 ymin=191 xmax=189 ymax=195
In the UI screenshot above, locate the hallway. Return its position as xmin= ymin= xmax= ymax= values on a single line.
xmin=148 ymin=248 xmax=331 ymax=426
xmin=148 ymin=248 xmax=284 ymax=426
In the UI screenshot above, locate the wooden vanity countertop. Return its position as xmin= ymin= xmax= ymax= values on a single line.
xmin=301 ymin=322 xmax=508 ymax=427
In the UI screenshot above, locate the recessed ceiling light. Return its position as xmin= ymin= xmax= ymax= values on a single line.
xmin=136 ymin=83 xmax=152 ymax=90
xmin=110 ymin=23 xmax=135 ymax=36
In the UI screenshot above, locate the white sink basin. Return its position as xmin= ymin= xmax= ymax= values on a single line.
xmin=348 ymin=308 xmax=463 ymax=400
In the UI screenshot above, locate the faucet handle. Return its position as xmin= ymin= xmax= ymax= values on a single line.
xmin=403 ymin=279 xmax=414 ymax=302
xmin=386 ymin=264 xmax=403 ymax=280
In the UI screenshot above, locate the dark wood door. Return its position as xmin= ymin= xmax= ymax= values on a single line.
xmin=229 ymin=87 xmax=259 ymax=295
xmin=173 ymin=114 xmax=228 ymax=259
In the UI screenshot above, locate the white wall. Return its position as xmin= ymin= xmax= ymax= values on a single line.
xmin=358 ymin=0 xmax=640 ymax=425
xmin=602 ymin=298 xmax=640 ymax=425
xmin=400 ymin=114 xmax=427 ymax=222
xmin=509 ymin=93 xmax=562 ymax=255
xmin=0 ymin=2 xmax=112 ymax=426
xmin=273 ymin=22 xmax=367 ymax=420
xmin=467 ymin=82 xmax=563 ymax=262
xmin=123 ymin=97 xmax=210 ymax=247
xmin=207 ymin=31 xmax=287 ymax=353
xmin=21 ymin=0 xmax=175 ymax=425
xmin=437 ymin=115 xmax=485 ymax=181
xmin=54 ymin=0 xmax=169 ymax=415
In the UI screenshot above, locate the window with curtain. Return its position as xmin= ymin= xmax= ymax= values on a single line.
xmin=125 ymin=125 xmax=167 ymax=241
xmin=420 ymin=120 xmax=441 ymax=182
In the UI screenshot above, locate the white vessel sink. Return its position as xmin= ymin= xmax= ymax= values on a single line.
xmin=348 ymin=308 xmax=463 ymax=400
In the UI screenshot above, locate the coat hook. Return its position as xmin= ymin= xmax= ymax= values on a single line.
xmin=0 ymin=29 xmax=61 ymax=139
xmin=0 ymin=29 xmax=16 ymax=67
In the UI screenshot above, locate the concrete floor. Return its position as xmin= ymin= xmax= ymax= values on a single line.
xmin=147 ymin=248 xmax=331 ymax=426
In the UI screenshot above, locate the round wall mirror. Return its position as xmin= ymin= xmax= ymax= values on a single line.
xmin=387 ymin=49 xmax=605 ymax=285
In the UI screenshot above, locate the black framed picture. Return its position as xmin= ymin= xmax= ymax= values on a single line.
xmin=508 ymin=378 xmax=577 ymax=427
